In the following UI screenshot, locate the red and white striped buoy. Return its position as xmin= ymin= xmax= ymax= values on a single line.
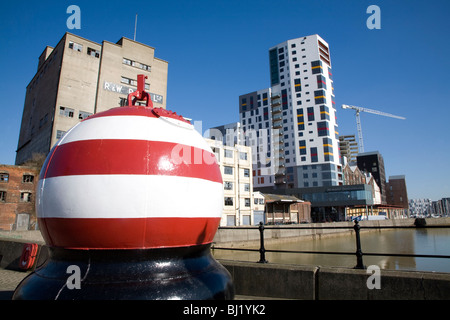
xmin=37 ymin=105 xmax=223 ymax=250
xmin=15 ymin=75 xmax=233 ymax=300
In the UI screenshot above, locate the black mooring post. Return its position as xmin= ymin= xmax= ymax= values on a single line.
xmin=257 ymin=221 xmax=268 ymax=263
xmin=353 ymin=219 xmax=365 ymax=269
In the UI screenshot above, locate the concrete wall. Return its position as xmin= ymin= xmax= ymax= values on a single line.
xmin=0 ymin=239 xmax=47 ymax=271
xmin=213 ymin=218 xmax=450 ymax=247
xmin=221 ymin=260 xmax=450 ymax=300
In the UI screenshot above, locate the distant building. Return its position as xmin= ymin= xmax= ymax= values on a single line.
xmin=208 ymin=122 xmax=243 ymax=147
xmin=16 ymin=32 xmax=168 ymax=165
xmin=339 ymin=135 xmax=358 ymax=164
xmin=205 ymin=138 xmax=254 ymax=226
xmin=409 ymin=198 xmax=432 ymax=217
xmin=356 ymin=151 xmax=387 ymax=204
xmin=0 ymin=164 xmax=40 ymax=230
xmin=252 ymin=191 xmax=265 ymax=225
xmin=343 ymin=163 xmax=381 ymax=205
xmin=386 ymin=175 xmax=409 ymax=210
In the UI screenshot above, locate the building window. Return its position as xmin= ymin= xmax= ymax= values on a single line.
xmin=314 ymin=90 xmax=326 ymax=104
xmin=297 ymin=108 xmax=304 ymax=131
xmin=310 ymin=147 xmax=318 ymax=163
xmin=244 ymin=183 xmax=250 ymax=192
xmin=56 ymin=130 xmax=66 ymax=140
xmin=224 ymin=166 xmax=233 ymax=175
xmin=224 ymin=181 xmax=233 ymax=190
xmin=224 ymin=197 xmax=234 ymax=206
xmin=299 ymin=140 xmax=307 ymax=155
xmin=20 ymin=192 xmax=32 ymax=202
xmin=0 ymin=191 xmax=6 ymax=202
xmin=121 ymin=76 xmax=133 ymax=85
xmin=307 ymin=107 xmax=315 ymax=122
xmin=294 ymin=78 xmax=301 ymax=92
xmin=224 ymin=149 xmax=233 ymax=158
xmin=243 ymin=168 xmax=250 ymax=177
xmin=245 ymin=198 xmax=250 ymax=207
xmin=317 ymin=121 xmax=330 ymax=137
xmin=239 ymin=152 xmax=248 ymax=161
xmin=320 ymin=105 xmax=330 ymax=120
xmin=317 ymin=75 xmax=327 ymax=89
xmin=323 ymin=138 xmax=334 ymax=162
xmin=79 ymin=111 xmax=93 ymax=120
xmin=87 ymin=47 xmax=100 ymax=58
xmin=311 ymin=60 xmax=322 ymax=74
xmin=140 ymin=63 xmax=151 ymax=71
xmin=68 ymin=41 xmax=83 ymax=52
xmin=59 ymin=106 xmax=74 ymax=118
xmin=22 ymin=175 xmax=34 ymax=183
xmin=0 ymin=173 xmax=9 ymax=182
xmin=123 ymin=58 xmax=150 ymax=71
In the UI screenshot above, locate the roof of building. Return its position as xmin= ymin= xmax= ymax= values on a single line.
xmin=262 ymin=193 xmax=303 ymax=203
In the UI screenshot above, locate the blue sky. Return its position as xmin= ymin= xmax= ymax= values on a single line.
xmin=0 ymin=0 xmax=449 ymax=200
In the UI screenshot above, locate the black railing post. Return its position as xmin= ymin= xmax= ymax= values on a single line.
xmin=257 ymin=221 xmax=268 ymax=263
xmin=353 ymin=219 xmax=365 ymax=269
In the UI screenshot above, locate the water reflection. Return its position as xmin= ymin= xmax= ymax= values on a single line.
xmin=213 ymin=228 xmax=450 ymax=273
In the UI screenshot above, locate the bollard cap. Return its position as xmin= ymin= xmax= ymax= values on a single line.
xmin=37 ymin=105 xmax=223 ymax=250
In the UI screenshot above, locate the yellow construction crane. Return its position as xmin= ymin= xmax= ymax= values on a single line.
xmin=341 ymin=104 xmax=406 ymax=153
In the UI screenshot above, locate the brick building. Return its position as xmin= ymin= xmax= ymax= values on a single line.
xmin=386 ymin=175 xmax=409 ymax=209
xmin=0 ymin=165 xmax=40 ymax=230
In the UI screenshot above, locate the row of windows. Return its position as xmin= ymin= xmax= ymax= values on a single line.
xmin=223 ymin=150 xmax=248 ymax=160
xmin=68 ymin=41 xmax=100 ymax=58
xmin=121 ymin=76 xmax=150 ymax=90
xmin=0 ymin=191 xmax=32 ymax=203
xmin=224 ymin=166 xmax=250 ymax=177
xmin=224 ymin=181 xmax=251 ymax=192
xmin=59 ymin=106 xmax=93 ymax=120
xmin=0 ymin=173 xmax=34 ymax=183
xmin=240 ymin=94 xmax=269 ymax=112
xmin=296 ymin=107 xmax=331 ymax=129
xmin=123 ymin=58 xmax=151 ymax=72
xmin=224 ymin=197 xmax=251 ymax=207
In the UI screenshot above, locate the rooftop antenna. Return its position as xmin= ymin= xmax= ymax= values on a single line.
xmin=134 ymin=14 xmax=138 ymax=41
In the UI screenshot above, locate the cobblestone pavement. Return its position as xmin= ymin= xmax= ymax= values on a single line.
xmin=0 ymin=269 xmax=30 ymax=300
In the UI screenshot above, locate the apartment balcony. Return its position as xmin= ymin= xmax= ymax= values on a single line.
xmin=273 ymin=138 xmax=284 ymax=145
xmin=273 ymin=120 xmax=282 ymax=129
xmin=272 ymin=114 xmax=282 ymax=121
xmin=271 ymin=92 xmax=281 ymax=99
xmin=271 ymin=105 xmax=282 ymax=113
xmin=275 ymin=172 xmax=286 ymax=185
xmin=271 ymin=98 xmax=281 ymax=107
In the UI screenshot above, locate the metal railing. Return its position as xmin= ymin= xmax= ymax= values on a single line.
xmin=212 ymin=220 xmax=450 ymax=269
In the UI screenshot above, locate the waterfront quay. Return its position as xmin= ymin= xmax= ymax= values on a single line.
xmin=1 ymin=218 xmax=450 ymax=300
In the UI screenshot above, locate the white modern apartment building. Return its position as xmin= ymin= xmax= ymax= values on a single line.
xmin=239 ymin=34 xmax=342 ymax=190
xmin=205 ymin=138 xmax=254 ymax=226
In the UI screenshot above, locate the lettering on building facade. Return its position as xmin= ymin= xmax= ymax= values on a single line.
xmin=103 ymin=81 xmax=163 ymax=104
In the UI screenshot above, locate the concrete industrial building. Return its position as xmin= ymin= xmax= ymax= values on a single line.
xmin=239 ymin=34 xmax=342 ymax=190
xmin=16 ymin=32 xmax=168 ymax=165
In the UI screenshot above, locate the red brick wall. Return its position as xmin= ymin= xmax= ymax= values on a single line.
xmin=0 ymin=165 xmax=40 ymax=230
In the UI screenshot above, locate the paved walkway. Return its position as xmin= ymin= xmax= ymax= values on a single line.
xmin=0 ymin=269 xmax=30 ymax=300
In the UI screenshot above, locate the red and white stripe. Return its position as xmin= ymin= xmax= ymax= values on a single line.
xmin=37 ymin=107 xmax=223 ymax=250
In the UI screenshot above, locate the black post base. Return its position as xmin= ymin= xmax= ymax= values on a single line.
xmin=13 ymin=244 xmax=234 ymax=300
